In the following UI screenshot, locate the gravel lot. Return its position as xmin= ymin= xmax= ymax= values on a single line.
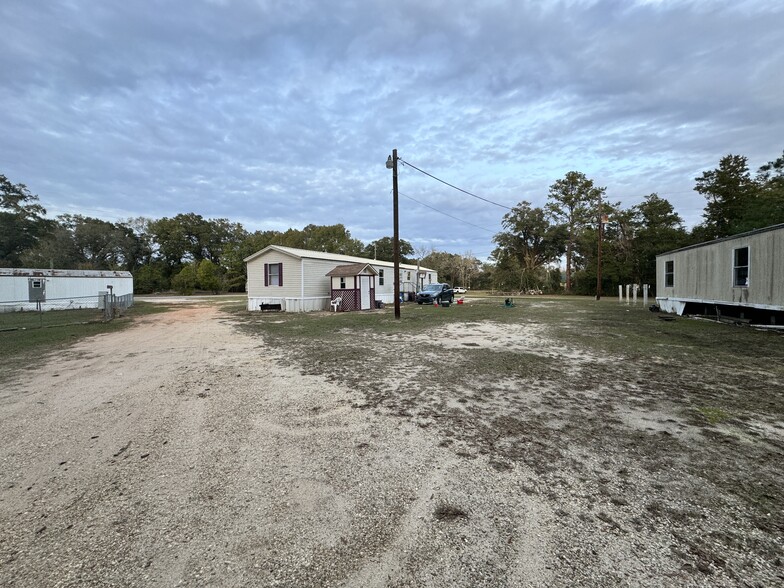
xmin=1 ymin=301 xmax=782 ymax=587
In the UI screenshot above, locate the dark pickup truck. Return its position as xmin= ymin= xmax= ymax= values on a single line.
xmin=416 ymin=283 xmax=454 ymax=305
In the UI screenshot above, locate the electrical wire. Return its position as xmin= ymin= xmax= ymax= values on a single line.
xmin=398 ymin=157 xmax=699 ymax=213
xmin=398 ymin=158 xmax=514 ymax=210
xmin=398 ymin=191 xmax=497 ymax=234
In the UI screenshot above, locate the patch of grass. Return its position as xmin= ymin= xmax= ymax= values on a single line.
xmin=0 ymin=307 xmax=102 ymax=330
xmin=0 ymin=301 xmax=173 ymax=383
xmin=228 ymin=297 xmax=784 ymax=420
xmin=697 ymin=406 xmax=731 ymax=425
xmin=229 ymin=297 xmax=534 ymax=341
xmin=450 ymin=348 xmax=560 ymax=382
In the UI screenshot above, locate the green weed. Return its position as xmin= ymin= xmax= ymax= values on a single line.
xmin=698 ymin=406 xmax=731 ymax=424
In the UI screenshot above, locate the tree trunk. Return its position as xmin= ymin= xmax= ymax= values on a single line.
xmin=565 ymin=227 xmax=573 ymax=292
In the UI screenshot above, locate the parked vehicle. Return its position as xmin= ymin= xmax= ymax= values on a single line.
xmin=416 ymin=283 xmax=454 ymax=305
xmin=454 ymin=286 xmax=467 ymax=294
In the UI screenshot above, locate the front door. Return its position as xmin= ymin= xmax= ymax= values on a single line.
xmin=360 ymin=275 xmax=371 ymax=310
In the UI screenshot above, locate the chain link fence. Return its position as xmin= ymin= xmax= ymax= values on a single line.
xmin=0 ymin=294 xmax=134 ymax=330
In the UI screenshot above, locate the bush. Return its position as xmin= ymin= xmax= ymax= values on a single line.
xmin=134 ymin=263 xmax=169 ymax=294
xmin=171 ymin=263 xmax=198 ymax=294
xmin=197 ymin=259 xmax=223 ymax=294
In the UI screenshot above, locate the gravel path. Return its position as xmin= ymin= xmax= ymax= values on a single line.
xmin=1 ymin=305 xmax=556 ymax=587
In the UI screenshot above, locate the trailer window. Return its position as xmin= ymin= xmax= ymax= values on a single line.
xmin=378 ymin=269 xmax=384 ymax=286
xmin=664 ymin=261 xmax=674 ymax=287
xmin=265 ymin=263 xmax=283 ymax=287
xmin=733 ymin=247 xmax=749 ymax=287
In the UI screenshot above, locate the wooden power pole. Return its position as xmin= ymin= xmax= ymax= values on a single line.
xmin=387 ymin=149 xmax=401 ymax=319
xmin=596 ymin=192 xmax=603 ymax=300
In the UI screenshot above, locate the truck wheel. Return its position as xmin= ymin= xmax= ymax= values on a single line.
xmin=417 ymin=301 xmax=423 ymax=305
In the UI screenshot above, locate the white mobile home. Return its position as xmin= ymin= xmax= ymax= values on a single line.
xmin=244 ymin=246 xmax=438 ymax=312
xmin=0 ymin=268 xmax=134 ymax=312
xmin=656 ymin=223 xmax=784 ymax=324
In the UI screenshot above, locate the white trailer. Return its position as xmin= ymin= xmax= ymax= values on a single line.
xmin=0 ymin=268 xmax=134 ymax=312
xmin=656 ymin=223 xmax=783 ymax=323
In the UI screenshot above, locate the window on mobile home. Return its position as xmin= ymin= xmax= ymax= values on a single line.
xmin=264 ymin=263 xmax=283 ymax=286
xmin=664 ymin=261 xmax=674 ymax=287
xmin=733 ymin=247 xmax=749 ymax=287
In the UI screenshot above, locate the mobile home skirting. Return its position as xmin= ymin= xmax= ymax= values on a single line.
xmin=247 ymin=296 xmax=330 ymax=312
xmin=656 ymin=296 xmax=783 ymax=316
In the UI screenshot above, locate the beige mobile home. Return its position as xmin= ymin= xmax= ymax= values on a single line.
xmin=244 ymin=246 xmax=438 ymax=312
xmin=656 ymin=223 xmax=783 ymax=324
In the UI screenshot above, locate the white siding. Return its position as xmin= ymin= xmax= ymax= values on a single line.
xmin=373 ymin=265 xmax=396 ymax=302
xmin=330 ymin=276 xmax=355 ymax=291
xmin=245 ymin=245 xmax=440 ymax=311
xmin=303 ymin=258 xmax=342 ymax=297
xmin=0 ymin=274 xmax=133 ymax=312
xmin=372 ymin=267 xmax=438 ymax=303
xmin=245 ymin=256 xmax=266 ymax=296
xmin=246 ymin=251 xmax=302 ymax=299
xmin=1 ymin=277 xmax=35 ymax=302
xmin=656 ymin=226 xmax=784 ymax=311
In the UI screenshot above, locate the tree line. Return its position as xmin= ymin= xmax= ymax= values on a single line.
xmin=490 ymin=150 xmax=784 ymax=295
xmin=1 ymin=150 xmax=782 ymax=295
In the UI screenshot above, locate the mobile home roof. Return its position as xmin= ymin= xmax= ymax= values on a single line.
xmin=243 ymin=245 xmax=435 ymax=272
xmin=656 ymin=223 xmax=784 ymax=257
xmin=0 ymin=268 xmax=133 ymax=278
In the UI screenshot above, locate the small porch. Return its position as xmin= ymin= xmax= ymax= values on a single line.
xmin=326 ymin=263 xmax=377 ymax=312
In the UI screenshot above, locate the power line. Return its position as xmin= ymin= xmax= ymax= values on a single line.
xmin=398 ymin=158 xmax=514 ymax=211
xmin=398 ymin=157 xmax=702 ymax=214
xmin=398 ymin=191 xmax=497 ymax=234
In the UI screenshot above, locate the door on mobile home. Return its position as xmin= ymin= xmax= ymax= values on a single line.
xmin=360 ymin=275 xmax=371 ymax=310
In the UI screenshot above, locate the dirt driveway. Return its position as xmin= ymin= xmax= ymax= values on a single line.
xmin=1 ymin=305 xmax=550 ymax=587
xmin=1 ymin=303 xmax=781 ymax=587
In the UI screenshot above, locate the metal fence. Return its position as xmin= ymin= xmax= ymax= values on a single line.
xmin=0 ymin=293 xmax=134 ymax=330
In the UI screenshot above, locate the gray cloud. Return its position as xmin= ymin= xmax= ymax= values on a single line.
xmin=1 ymin=0 xmax=782 ymax=260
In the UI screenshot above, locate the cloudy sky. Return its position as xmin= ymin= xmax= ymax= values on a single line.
xmin=1 ymin=0 xmax=782 ymax=260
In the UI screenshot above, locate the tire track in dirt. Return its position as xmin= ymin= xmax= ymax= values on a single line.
xmin=1 ymin=305 xmax=556 ymax=588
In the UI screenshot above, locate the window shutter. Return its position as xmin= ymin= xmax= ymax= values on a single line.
xmin=278 ymin=263 xmax=283 ymax=287
xmin=264 ymin=263 xmax=268 ymax=287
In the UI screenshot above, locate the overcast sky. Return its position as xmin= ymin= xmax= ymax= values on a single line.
xmin=1 ymin=0 xmax=782 ymax=260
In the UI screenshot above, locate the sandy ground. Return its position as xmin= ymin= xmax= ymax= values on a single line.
xmin=2 ymin=303 xmax=781 ymax=587
xmin=1 ymin=305 xmax=555 ymax=588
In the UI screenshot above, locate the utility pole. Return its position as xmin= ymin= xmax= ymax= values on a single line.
xmin=386 ymin=149 xmax=401 ymax=319
xmin=596 ymin=192 xmax=603 ymax=300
